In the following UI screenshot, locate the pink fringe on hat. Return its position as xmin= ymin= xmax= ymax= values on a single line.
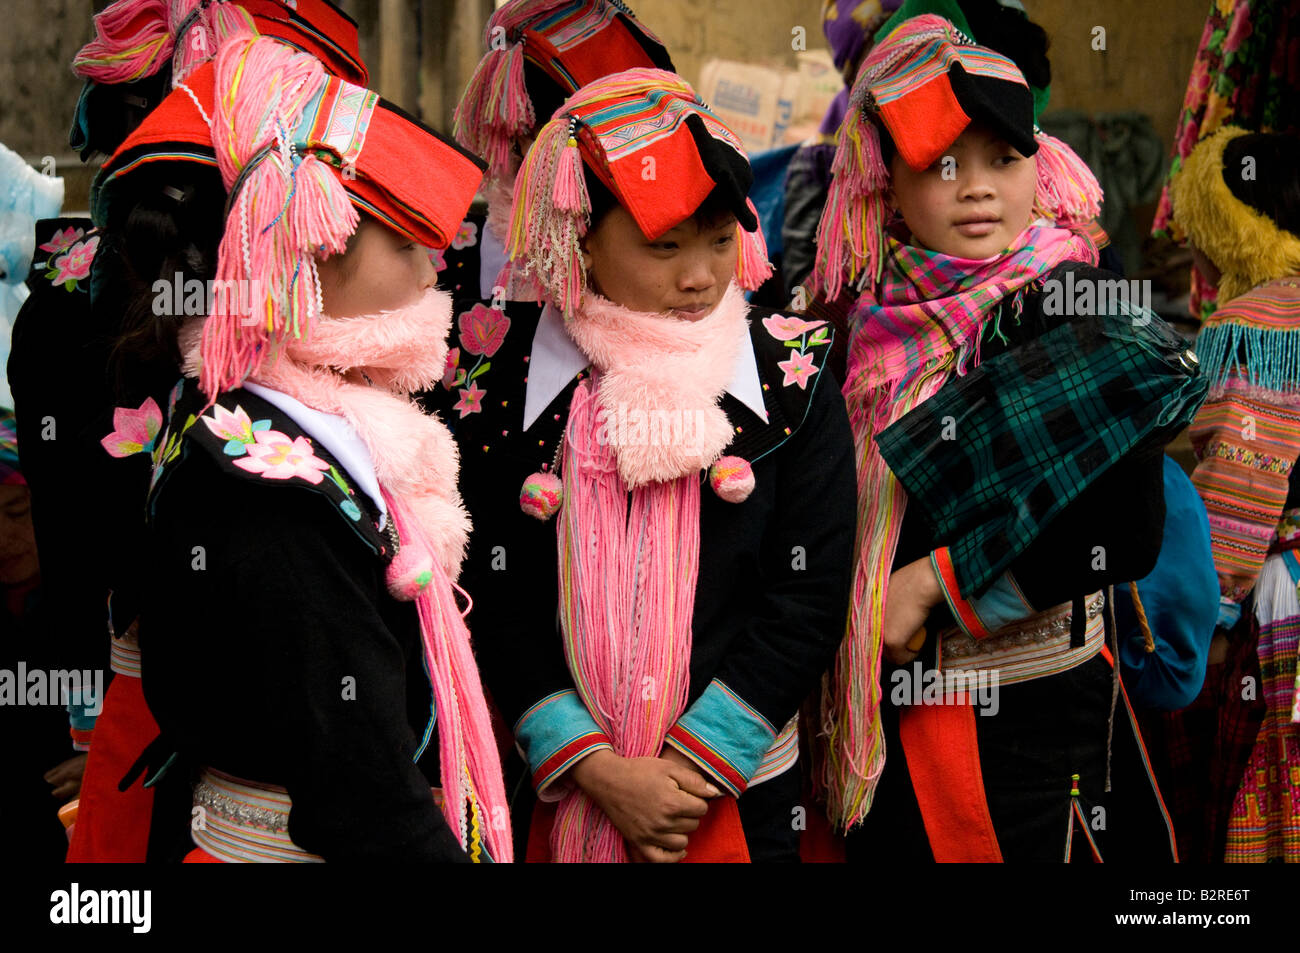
xmin=452 ymin=5 xmax=540 ymax=186
xmin=72 ymin=0 xmax=255 ymax=86
xmin=1032 ymin=129 xmax=1103 ymax=227
xmin=200 ymin=33 xmax=357 ymax=398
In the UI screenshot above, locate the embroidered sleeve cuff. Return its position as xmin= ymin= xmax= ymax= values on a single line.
xmin=931 ymin=548 xmax=1035 ymax=640
xmin=514 ymin=689 xmax=612 ymax=796
xmin=664 ymin=679 xmax=777 ymax=796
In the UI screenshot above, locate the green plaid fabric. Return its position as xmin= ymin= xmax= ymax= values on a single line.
xmin=877 ymin=299 xmax=1208 ymax=597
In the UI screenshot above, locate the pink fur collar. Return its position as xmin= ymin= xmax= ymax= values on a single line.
xmin=180 ymin=288 xmax=469 ymax=576
xmin=563 ymin=282 xmax=750 ymax=488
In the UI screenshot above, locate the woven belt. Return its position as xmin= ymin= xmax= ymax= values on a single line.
xmin=936 ymin=591 xmax=1106 ymax=686
xmin=191 ymin=769 xmax=324 ymax=863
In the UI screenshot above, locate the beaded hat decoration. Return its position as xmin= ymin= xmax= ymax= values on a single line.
xmin=810 ymin=14 xmax=1101 ymax=302
xmin=505 ymin=67 xmax=772 ymax=318
xmin=453 ymin=0 xmax=674 ymax=187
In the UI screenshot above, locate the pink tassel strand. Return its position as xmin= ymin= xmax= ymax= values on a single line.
xmin=384 ymin=494 xmax=514 ymax=862
xmin=1033 ymin=130 xmax=1103 ymax=227
xmin=736 ymin=200 xmax=773 ymax=291
xmin=72 ymin=0 xmax=174 ymax=83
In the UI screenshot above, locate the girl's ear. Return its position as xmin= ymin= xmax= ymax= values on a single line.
xmin=579 ymin=235 xmax=593 ymax=274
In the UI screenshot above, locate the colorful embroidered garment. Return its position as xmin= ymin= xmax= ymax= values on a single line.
xmin=0 ymin=410 xmax=22 ymax=486
xmin=1225 ymin=553 xmax=1300 ymax=861
xmin=1152 ymin=0 xmax=1300 ymax=319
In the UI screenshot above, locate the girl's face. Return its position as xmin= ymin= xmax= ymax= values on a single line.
xmin=317 ymin=219 xmax=438 ymax=318
xmin=581 ymin=204 xmax=739 ymax=320
xmin=888 ymin=124 xmax=1038 ymax=260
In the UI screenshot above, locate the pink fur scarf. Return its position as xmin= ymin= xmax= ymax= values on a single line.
xmin=181 ymin=287 xmax=469 ymax=577
xmin=563 ymin=281 xmax=750 ymax=488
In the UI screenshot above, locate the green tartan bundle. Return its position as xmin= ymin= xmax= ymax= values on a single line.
xmin=877 ymin=298 xmax=1208 ymax=597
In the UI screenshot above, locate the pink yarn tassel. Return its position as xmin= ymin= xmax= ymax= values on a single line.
xmin=812 ymin=110 xmax=889 ymax=302
xmin=384 ymin=494 xmax=514 ymax=863
xmin=506 ymin=115 xmax=589 ymax=317
xmin=453 ymin=40 xmax=536 ymax=184
xmin=1033 ymin=130 xmax=1103 ymax=227
xmin=552 ymin=135 xmax=589 ymax=213
xmin=72 ymin=0 xmax=174 ymax=83
xmin=200 ymin=34 xmax=341 ymax=397
xmin=736 ymin=200 xmax=773 ymax=291
xmin=550 ymin=381 xmax=698 ymax=862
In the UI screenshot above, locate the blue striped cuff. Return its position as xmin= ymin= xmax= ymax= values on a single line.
xmin=514 ymin=690 xmax=611 ymax=795
xmin=664 ymin=679 xmax=777 ymax=796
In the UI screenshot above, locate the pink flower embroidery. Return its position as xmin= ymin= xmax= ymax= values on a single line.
xmin=453 ymin=381 xmax=485 ymax=418
xmin=429 ymin=247 xmax=447 ymax=272
xmin=762 ymin=314 xmax=826 ymax=341
xmin=101 ymin=397 xmax=162 ymax=458
xmin=233 ymin=430 xmax=330 ymax=483
xmin=50 ymin=236 xmax=100 ymax=286
xmin=202 ymin=404 xmax=255 ymax=443
xmin=777 ymin=350 xmax=819 ymax=390
xmin=458 ymin=303 xmax=510 ymax=357
xmin=451 ymin=220 xmax=479 ymax=250
xmin=39 ymin=226 xmax=86 ymax=255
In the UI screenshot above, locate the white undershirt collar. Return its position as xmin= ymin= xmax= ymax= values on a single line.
xmin=522 ymin=302 xmax=768 ymax=432
xmin=242 ymin=381 xmax=388 ymax=528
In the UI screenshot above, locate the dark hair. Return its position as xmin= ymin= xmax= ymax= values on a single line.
xmin=1222 ymin=132 xmax=1300 ymax=239
xmin=582 ymin=162 xmax=738 ymax=237
xmin=959 ymin=0 xmax=1051 ymax=92
xmin=100 ymin=162 xmax=226 ymax=396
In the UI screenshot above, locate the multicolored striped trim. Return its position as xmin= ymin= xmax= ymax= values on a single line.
xmin=1099 ymin=644 xmax=1179 ymax=861
xmin=69 ymin=726 xmax=94 ymax=753
xmin=932 ymin=549 xmax=1038 ymax=641
xmin=748 ymin=716 xmax=800 ymax=788
xmin=514 ymin=689 xmax=612 ymax=795
xmin=663 ymin=678 xmax=778 ymax=796
xmin=1202 ymin=439 xmax=1295 ymax=474
xmin=293 ymin=75 xmax=378 ymax=171
xmin=191 ymin=768 xmax=324 ymax=863
xmin=871 ymin=37 xmax=1028 ymax=108
xmin=109 ymin=637 xmax=142 ymax=678
xmin=933 ymin=546 xmax=988 ymax=639
xmin=936 ymin=591 xmax=1106 ymax=687
xmin=530 ymin=0 xmax=621 ymax=52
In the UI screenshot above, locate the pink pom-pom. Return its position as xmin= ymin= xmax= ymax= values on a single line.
xmin=709 ymin=456 xmax=755 ymax=503
xmin=520 ymin=471 xmax=563 ymax=520
xmin=386 ymin=542 xmax=435 ymax=600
